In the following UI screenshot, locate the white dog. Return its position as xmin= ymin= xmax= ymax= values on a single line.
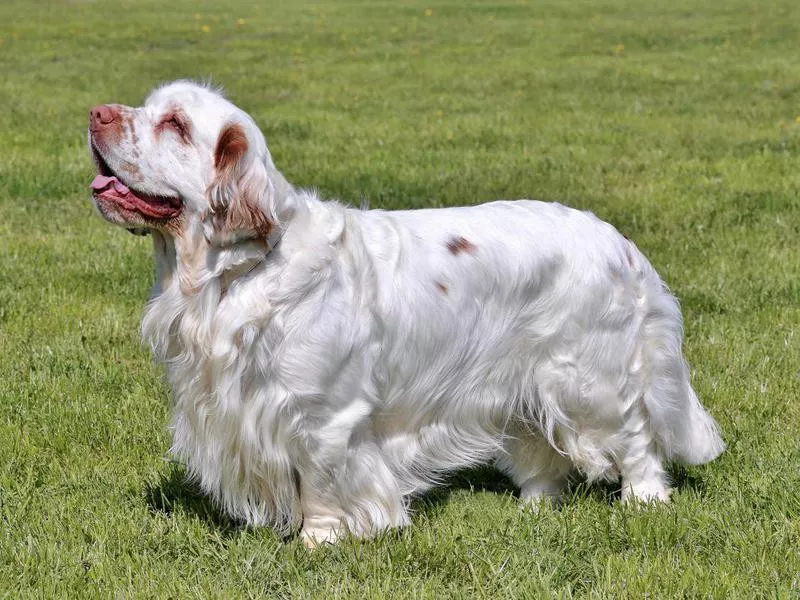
xmin=88 ymin=81 xmax=725 ymax=546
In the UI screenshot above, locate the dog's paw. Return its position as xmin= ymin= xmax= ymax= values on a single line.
xmin=300 ymin=523 xmax=342 ymax=550
xmin=621 ymin=481 xmax=673 ymax=504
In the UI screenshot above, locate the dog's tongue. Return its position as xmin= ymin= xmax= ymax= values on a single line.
xmin=91 ymin=174 xmax=116 ymax=190
xmin=90 ymin=173 xmax=179 ymax=219
xmin=91 ymin=174 xmax=130 ymax=195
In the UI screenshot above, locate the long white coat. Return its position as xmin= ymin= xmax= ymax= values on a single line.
xmin=88 ymin=81 xmax=725 ymax=546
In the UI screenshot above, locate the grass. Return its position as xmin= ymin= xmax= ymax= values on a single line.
xmin=1 ymin=0 xmax=799 ymax=596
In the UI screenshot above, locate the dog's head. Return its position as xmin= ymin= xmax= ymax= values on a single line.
xmin=88 ymin=81 xmax=277 ymax=246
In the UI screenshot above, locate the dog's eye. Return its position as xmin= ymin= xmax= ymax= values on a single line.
xmin=159 ymin=112 xmax=189 ymax=139
xmin=167 ymin=114 xmax=185 ymax=133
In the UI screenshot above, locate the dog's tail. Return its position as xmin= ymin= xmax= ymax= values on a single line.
xmin=640 ymin=277 xmax=725 ymax=465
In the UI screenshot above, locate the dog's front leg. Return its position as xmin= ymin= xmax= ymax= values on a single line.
xmin=297 ymin=474 xmax=348 ymax=549
xmin=294 ymin=408 xmax=410 ymax=548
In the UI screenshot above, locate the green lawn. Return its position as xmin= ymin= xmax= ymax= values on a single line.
xmin=2 ymin=0 xmax=799 ymax=596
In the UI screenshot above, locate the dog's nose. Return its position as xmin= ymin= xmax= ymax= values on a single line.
xmin=90 ymin=104 xmax=118 ymax=128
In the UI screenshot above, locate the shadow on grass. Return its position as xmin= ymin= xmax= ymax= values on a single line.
xmin=144 ymin=464 xmax=240 ymax=535
xmin=412 ymin=462 xmax=709 ymax=516
xmin=668 ymin=464 xmax=708 ymax=496
xmin=411 ymin=465 xmax=517 ymax=515
xmin=144 ymin=461 xmax=710 ymax=532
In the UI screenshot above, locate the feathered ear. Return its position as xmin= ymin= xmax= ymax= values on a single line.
xmin=203 ymin=122 xmax=273 ymax=247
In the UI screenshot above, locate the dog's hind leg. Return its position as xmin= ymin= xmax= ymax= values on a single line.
xmin=616 ymin=402 xmax=671 ymax=503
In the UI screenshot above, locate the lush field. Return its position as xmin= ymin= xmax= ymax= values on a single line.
xmin=2 ymin=0 xmax=799 ymax=597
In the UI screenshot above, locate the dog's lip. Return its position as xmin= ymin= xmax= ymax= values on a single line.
xmin=90 ymin=140 xmax=182 ymax=219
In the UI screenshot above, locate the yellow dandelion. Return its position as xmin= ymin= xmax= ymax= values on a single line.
xmin=237 ymin=18 xmax=246 ymax=25
xmin=201 ymin=24 xmax=211 ymax=33
xmin=436 ymin=110 xmax=443 ymax=117
xmin=615 ymin=43 xmax=625 ymax=54
xmin=424 ymin=8 xmax=433 ymax=16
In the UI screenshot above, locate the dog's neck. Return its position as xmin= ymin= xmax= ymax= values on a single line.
xmin=143 ymin=177 xmax=342 ymax=364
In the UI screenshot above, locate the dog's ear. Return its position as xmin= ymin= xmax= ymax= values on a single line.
xmin=203 ymin=122 xmax=273 ymax=247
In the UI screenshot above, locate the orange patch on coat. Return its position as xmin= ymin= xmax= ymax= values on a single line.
xmin=446 ymin=236 xmax=477 ymax=255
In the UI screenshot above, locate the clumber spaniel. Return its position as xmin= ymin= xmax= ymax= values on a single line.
xmin=88 ymin=81 xmax=724 ymax=547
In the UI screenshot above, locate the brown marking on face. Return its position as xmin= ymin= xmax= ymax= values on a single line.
xmin=119 ymin=160 xmax=142 ymax=181
xmin=155 ymin=108 xmax=191 ymax=144
xmin=129 ymin=123 xmax=142 ymax=159
xmin=446 ymin=236 xmax=477 ymax=256
xmin=435 ymin=281 xmax=449 ymax=294
xmin=164 ymin=212 xmax=185 ymax=236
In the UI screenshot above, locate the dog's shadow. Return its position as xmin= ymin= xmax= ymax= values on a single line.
xmin=144 ymin=462 xmax=709 ymax=531
xmin=144 ymin=464 xmax=240 ymax=535
xmin=411 ymin=463 xmax=709 ymax=515
xmin=144 ymin=464 xmax=518 ymax=531
xmin=410 ymin=465 xmax=517 ymax=516
xmin=666 ymin=464 xmax=708 ymax=497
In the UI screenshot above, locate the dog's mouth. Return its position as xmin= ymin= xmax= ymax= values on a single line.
xmin=90 ymin=142 xmax=182 ymax=221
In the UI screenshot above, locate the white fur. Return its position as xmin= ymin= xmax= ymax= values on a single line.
xmin=89 ymin=81 xmax=725 ymax=546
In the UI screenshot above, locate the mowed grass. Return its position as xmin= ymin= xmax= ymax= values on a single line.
xmin=1 ymin=0 xmax=799 ymax=596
